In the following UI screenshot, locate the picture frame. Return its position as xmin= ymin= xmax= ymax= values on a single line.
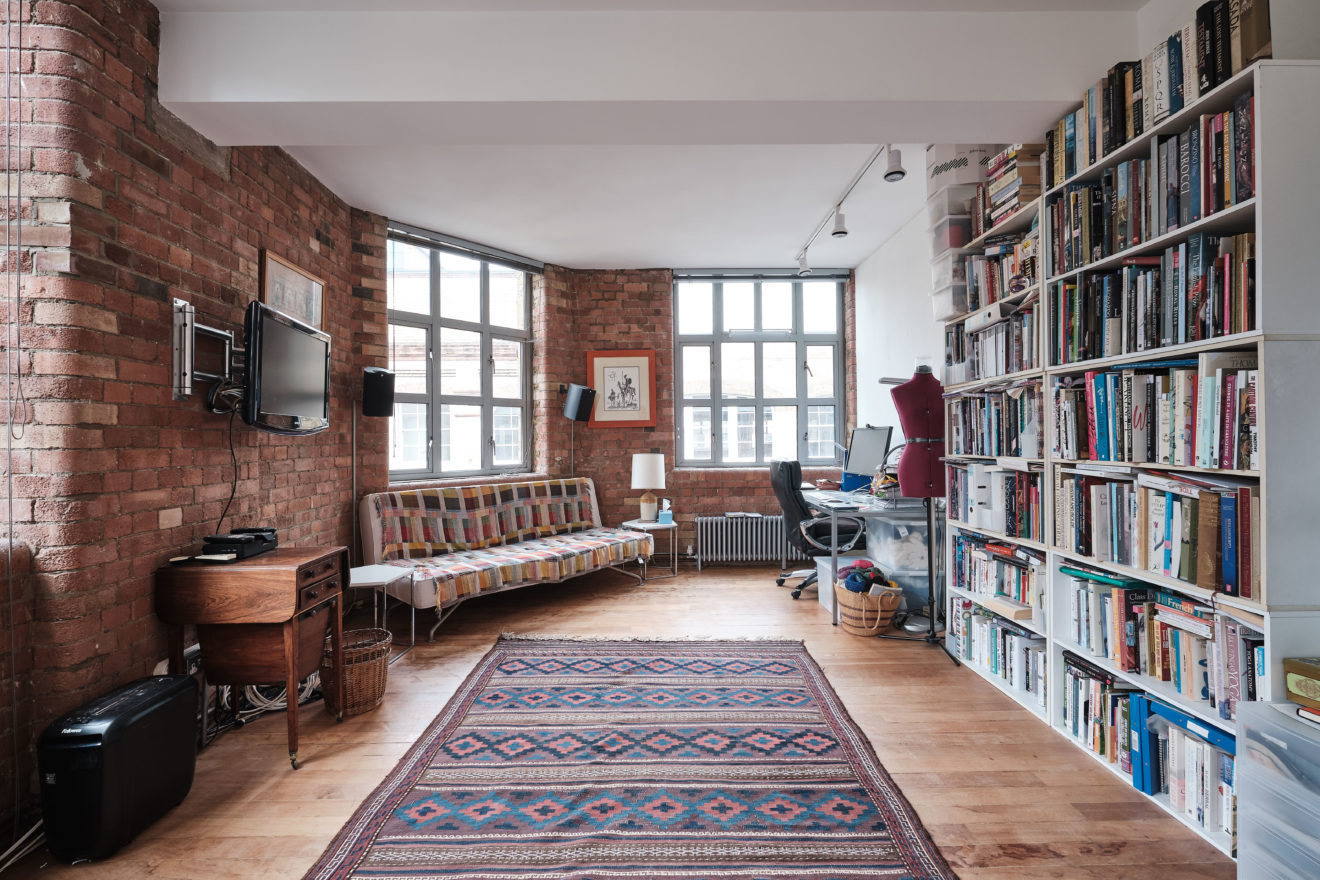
xmin=261 ymin=249 xmax=325 ymax=329
xmin=586 ymin=349 xmax=656 ymax=428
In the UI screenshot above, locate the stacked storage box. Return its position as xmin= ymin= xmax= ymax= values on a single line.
xmin=1237 ymin=701 xmax=1320 ymax=878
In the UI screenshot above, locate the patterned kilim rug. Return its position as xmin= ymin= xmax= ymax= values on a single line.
xmin=306 ymin=637 xmax=956 ymax=880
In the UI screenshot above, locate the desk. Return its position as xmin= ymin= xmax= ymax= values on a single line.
xmin=800 ymin=490 xmax=930 ymax=626
xmin=156 ymin=546 xmax=347 ymax=769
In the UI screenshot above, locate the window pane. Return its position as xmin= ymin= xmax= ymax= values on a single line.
xmin=489 ymin=265 xmax=526 ymax=330
xmin=682 ymin=345 xmax=710 ymax=399
xmin=723 ymin=282 xmax=754 ymax=331
xmin=491 ymin=338 xmax=522 ymax=399
xmin=762 ymin=282 xmax=792 ymax=331
xmin=762 ymin=342 xmax=797 ymax=399
xmin=387 ymin=240 xmax=430 ymax=315
xmin=720 ymin=342 xmax=754 ymax=399
xmin=807 ymin=405 xmax=835 ymax=460
xmin=438 ymin=252 xmax=481 ymax=323
xmin=492 ymin=406 xmax=522 ymax=466
xmin=683 ymin=407 xmax=712 ymax=461
xmin=388 ymin=324 xmax=428 ymax=395
xmin=802 ymin=282 xmax=838 ymax=334
xmin=439 ymin=328 xmax=481 ymax=396
xmin=677 ymin=282 xmax=713 ymax=335
xmin=806 ymin=345 xmax=834 ymax=398
xmin=763 ymin=405 xmax=797 ymax=462
xmin=389 ymin=402 xmax=428 ymax=471
xmin=440 ymin=404 xmax=482 ymax=472
xmin=722 ymin=406 xmax=757 ymax=462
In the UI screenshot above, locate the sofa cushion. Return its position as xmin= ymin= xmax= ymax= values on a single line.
xmin=376 ymin=478 xmax=596 ymax=560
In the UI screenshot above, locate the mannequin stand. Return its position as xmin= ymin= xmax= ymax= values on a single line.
xmin=877 ymin=497 xmax=960 ymax=666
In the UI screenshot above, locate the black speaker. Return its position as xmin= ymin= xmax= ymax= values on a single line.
xmin=362 ymin=367 xmax=395 ymax=418
xmin=563 ymin=383 xmax=595 ymax=422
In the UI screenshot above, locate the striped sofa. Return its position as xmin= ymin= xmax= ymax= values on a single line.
xmin=360 ymin=478 xmax=652 ymax=639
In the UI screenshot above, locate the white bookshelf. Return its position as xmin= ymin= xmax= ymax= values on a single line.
xmin=942 ymin=60 xmax=1320 ymax=858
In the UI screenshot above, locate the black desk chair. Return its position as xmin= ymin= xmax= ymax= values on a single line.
xmin=769 ymin=460 xmax=865 ymax=599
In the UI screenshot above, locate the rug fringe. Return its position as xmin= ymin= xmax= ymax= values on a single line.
xmin=498 ymin=632 xmax=804 ymax=645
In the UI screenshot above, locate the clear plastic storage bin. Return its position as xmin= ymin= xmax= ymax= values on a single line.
xmin=926 ymin=185 xmax=978 ymax=226
xmin=931 ymin=282 xmax=969 ymax=322
xmin=930 ymin=215 xmax=973 ymax=251
xmin=1237 ymin=702 xmax=1320 ymax=879
xmin=931 ymin=249 xmax=968 ymax=288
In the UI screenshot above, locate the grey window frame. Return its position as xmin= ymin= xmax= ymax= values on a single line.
xmin=386 ymin=235 xmax=534 ymax=480
xmin=674 ymin=275 xmax=846 ymax=468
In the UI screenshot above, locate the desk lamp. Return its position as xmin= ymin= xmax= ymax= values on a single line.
xmin=631 ymin=453 xmax=666 ymax=521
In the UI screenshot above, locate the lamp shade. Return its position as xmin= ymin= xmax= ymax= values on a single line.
xmin=630 ymin=453 xmax=666 ymax=490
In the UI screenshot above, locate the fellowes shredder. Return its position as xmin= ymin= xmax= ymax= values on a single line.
xmin=38 ymin=674 xmax=198 ymax=860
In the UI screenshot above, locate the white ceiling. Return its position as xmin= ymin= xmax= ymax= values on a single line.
xmin=156 ymin=1 xmax=1150 ymax=269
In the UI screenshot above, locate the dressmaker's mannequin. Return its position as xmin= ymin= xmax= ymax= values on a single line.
xmin=891 ymin=366 xmax=945 ymax=498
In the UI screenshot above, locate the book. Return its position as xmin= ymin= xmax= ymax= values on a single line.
xmin=1240 ymin=0 xmax=1272 ymax=64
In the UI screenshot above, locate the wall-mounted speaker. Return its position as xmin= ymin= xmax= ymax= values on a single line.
xmin=362 ymin=367 xmax=395 ymax=418
xmin=563 ymin=383 xmax=595 ymax=422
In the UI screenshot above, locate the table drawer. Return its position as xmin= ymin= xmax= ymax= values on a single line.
xmin=298 ymin=575 xmax=340 ymax=612
xmin=298 ymin=555 xmax=339 ymax=587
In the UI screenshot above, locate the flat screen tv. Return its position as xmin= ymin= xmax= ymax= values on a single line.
xmin=242 ymin=301 xmax=331 ymax=436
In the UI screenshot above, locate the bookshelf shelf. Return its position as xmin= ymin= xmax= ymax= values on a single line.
xmin=943 ymin=56 xmax=1320 ymax=861
xmin=947 ymin=520 xmax=1048 ymax=553
xmin=943 ymin=281 xmax=1041 ymax=328
xmin=944 ymin=635 xmax=1050 ymax=721
xmin=1044 ymin=198 xmax=1257 ymax=285
xmin=965 ymin=197 xmax=1041 ymax=252
xmin=1046 ymin=330 xmax=1262 ymax=374
xmin=949 ymin=585 xmax=1044 ymax=637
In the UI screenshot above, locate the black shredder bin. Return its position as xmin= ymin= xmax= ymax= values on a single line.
xmin=39 ymin=674 xmax=198 ymax=860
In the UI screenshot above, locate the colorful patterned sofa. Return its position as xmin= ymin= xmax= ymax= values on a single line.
xmin=360 ymin=478 xmax=652 ymax=640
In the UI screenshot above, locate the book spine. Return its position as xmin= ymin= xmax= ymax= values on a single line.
xmin=1220 ymin=492 xmax=1237 ymax=593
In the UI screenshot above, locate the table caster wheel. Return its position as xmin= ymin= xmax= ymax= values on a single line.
xmin=290 ymin=753 xmax=301 ymax=770
xmin=791 ymin=589 xmax=802 ymax=600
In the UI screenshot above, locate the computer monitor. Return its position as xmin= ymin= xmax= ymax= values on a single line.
xmin=844 ymin=426 xmax=893 ymax=481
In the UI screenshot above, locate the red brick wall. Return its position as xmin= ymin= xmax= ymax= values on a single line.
xmin=0 ymin=0 xmax=387 ymax=823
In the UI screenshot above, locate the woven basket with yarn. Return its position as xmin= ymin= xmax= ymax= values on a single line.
xmin=834 ymin=582 xmax=902 ymax=636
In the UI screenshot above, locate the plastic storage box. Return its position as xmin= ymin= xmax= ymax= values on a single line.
xmin=1236 ymin=701 xmax=1320 ymax=879
xmin=864 ymin=505 xmax=945 ymax=611
xmin=931 ymin=249 xmax=968 ymax=288
xmin=926 ymin=185 xmax=978 ymax=226
xmin=931 ymin=282 xmax=969 ymax=322
xmin=930 ymin=215 xmax=973 ymax=252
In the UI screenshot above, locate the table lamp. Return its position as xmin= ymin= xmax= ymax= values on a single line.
xmin=631 ymin=453 xmax=666 ymax=521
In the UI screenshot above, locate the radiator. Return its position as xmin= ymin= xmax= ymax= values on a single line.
xmin=694 ymin=515 xmax=807 ymax=570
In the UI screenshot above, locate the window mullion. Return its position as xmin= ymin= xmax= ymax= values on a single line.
xmin=711 ymin=282 xmax=724 ymax=465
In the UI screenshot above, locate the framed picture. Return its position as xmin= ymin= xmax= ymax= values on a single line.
xmin=587 ymin=349 xmax=656 ymax=428
xmin=261 ymin=249 xmax=325 ymax=329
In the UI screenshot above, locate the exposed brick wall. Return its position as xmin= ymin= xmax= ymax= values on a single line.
xmin=0 ymin=0 xmax=386 ymax=824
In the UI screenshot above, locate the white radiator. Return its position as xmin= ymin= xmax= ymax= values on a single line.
xmin=694 ymin=515 xmax=807 ymax=570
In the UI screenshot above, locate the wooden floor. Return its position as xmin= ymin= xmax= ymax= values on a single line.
xmin=16 ymin=567 xmax=1236 ymax=878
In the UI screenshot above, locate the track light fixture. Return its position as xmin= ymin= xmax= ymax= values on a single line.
xmin=884 ymin=146 xmax=906 ymax=183
xmin=830 ymin=209 xmax=848 ymax=239
xmin=797 ymin=253 xmax=812 ymax=277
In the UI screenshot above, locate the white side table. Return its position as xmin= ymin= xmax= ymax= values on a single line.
xmin=350 ymin=564 xmax=417 ymax=660
xmin=621 ymin=519 xmax=678 ymax=580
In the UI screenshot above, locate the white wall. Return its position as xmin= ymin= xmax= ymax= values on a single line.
xmin=1136 ymin=0 xmax=1201 ymax=52
xmin=854 ymin=207 xmax=941 ymax=443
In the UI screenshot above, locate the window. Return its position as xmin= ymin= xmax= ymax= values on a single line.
xmin=386 ymin=236 xmax=532 ymax=478
xmin=675 ymin=277 xmax=845 ymax=466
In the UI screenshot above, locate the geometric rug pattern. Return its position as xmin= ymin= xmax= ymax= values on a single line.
xmin=305 ymin=637 xmax=956 ymax=879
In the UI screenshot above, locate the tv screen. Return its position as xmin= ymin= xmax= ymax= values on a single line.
xmin=242 ymin=301 xmax=331 ymax=435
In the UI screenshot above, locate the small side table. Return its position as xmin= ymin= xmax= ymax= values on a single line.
xmin=621 ymin=519 xmax=679 ymax=580
xmin=350 ymin=564 xmax=416 ymax=662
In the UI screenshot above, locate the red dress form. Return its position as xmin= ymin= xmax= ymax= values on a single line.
xmin=891 ymin=367 xmax=946 ymax=498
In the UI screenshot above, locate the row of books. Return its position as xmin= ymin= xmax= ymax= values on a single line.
xmin=951 ymin=532 xmax=1044 ymax=621
xmin=1049 ymin=232 xmax=1256 ymax=366
xmin=941 ymin=298 xmax=1039 ymax=386
xmin=1062 ymin=569 xmax=1264 ymax=719
xmin=1044 ymin=0 xmax=1270 ymax=188
xmin=945 ymin=380 xmax=1043 ymax=459
xmin=1054 ymin=467 xmax=1261 ymax=599
xmin=963 ymin=226 xmax=1039 ymax=315
xmin=950 ymin=598 xmax=1047 ymax=707
xmin=1046 ymin=97 xmax=1255 ymax=282
xmin=1052 ymin=351 xmax=1258 ymax=470
xmin=971 ymin=145 xmax=1044 ymax=238
xmin=1062 ymin=658 xmax=1237 ymax=838
xmin=948 ymin=461 xmax=1045 ymax=543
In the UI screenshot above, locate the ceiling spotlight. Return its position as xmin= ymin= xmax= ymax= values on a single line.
xmin=830 ymin=209 xmax=848 ymax=239
xmin=797 ymin=253 xmax=812 ymax=277
xmin=884 ymin=146 xmax=906 ymax=183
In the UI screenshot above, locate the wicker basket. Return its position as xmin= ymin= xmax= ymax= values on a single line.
xmin=321 ymin=628 xmax=392 ymax=716
xmin=834 ymin=583 xmax=902 ymax=636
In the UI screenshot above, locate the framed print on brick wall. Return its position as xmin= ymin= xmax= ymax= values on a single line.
xmin=587 ymin=350 xmax=656 ymax=428
xmin=261 ymin=249 xmax=325 ymax=329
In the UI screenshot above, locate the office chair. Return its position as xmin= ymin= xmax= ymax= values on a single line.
xmin=769 ymin=460 xmax=866 ymax=599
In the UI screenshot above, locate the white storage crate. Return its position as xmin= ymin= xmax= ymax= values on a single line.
xmin=931 ymin=248 xmax=968 ymax=288
xmin=931 ymin=282 xmax=969 ymax=322
xmin=926 ymin=144 xmax=998 ymax=197
xmin=926 ymin=185 xmax=978 ymax=226
xmin=930 ymin=215 xmax=972 ymax=252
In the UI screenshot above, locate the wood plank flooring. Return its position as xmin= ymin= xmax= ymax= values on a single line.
xmin=14 ymin=567 xmax=1236 ymax=878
